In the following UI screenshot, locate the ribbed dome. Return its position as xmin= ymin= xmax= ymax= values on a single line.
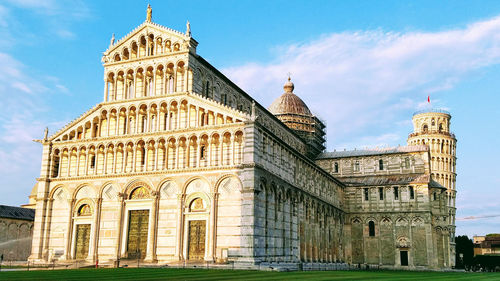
xmin=268 ymin=78 xmax=312 ymax=116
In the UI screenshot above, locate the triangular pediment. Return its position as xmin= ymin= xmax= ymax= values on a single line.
xmin=103 ymin=21 xmax=197 ymax=61
xmin=48 ymin=103 xmax=103 ymax=142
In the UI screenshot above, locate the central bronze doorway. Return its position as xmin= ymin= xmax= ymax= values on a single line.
xmin=126 ymin=209 xmax=149 ymax=259
xmin=188 ymin=220 xmax=206 ymax=260
xmin=74 ymin=224 xmax=91 ymax=259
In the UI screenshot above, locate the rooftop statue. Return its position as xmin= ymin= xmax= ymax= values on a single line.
xmin=146 ymin=4 xmax=152 ymax=22
xmin=186 ymin=20 xmax=191 ymax=36
xmin=109 ymin=33 xmax=115 ymax=46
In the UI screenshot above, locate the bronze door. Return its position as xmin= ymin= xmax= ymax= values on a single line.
xmin=188 ymin=220 xmax=206 ymax=260
xmin=126 ymin=210 xmax=149 ymax=259
xmin=74 ymin=224 xmax=91 ymax=259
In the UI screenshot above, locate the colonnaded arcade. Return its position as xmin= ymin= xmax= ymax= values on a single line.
xmin=27 ymin=6 xmax=457 ymax=270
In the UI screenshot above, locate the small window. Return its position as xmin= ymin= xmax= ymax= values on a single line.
xmin=205 ymin=81 xmax=210 ymax=97
xmin=379 ymin=159 xmax=384 ymax=170
xmin=404 ymin=157 xmax=410 ymax=169
xmin=140 ymin=147 xmax=146 ymax=166
xmin=368 ymin=221 xmax=375 ymax=237
xmin=200 ymin=145 xmax=206 ymax=159
xmin=90 ymin=155 xmax=96 ymax=169
xmin=200 ymin=113 xmax=206 ymax=126
xmin=431 ymin=118 xmax=435 ymax=126
xmin=423 ymin=124 xmax=428 ymax=133
xmin=379 ymin=187 xmax=384 ymax=200
xmin=439 ymin=123 xmax=443 ymax=132
xmin=433 ymin=192 xmax=437 ymax=201
xmin=364 ymin=188 xmax=369 ymax=201
xmin=394 ymin=187 xmax=399 ymax=200
xmin=409 ymin=186 xmax=415 ymax=199
xmin=93 ymin=124 xmax=99 ymax=137
xmin=53 ymin=157 xmax=60 ymax=177
xmin=141 ymin=116 xmax=147 ymax=133
xmin=334 ymin=162 xmax=339 ymax=173
xmin=354 ymin=161 xmax=360 ymax=172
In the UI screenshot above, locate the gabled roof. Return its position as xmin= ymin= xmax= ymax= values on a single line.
xmin=317 ymin=145 xmax=429 ymax=159
xmin=46 ymin=103 xmax=102 ymax=141
xmin=104 ymin=20 xmax=196 ymax=55
xmin=0 ymin=205 xmax=35 ymax=221
xmin=336 ymin=174 xmax=446 ymax=189
xmin=336 ymin=174 xmax=429 ymax=187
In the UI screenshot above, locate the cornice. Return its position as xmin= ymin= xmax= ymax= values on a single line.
xmin=47 ymin=165 xmax=244 ymax=182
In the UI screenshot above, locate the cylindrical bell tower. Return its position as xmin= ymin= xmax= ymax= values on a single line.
xmin=408 ymin=109 xmax=456 ymax=192
xmin=407 ymin=108 xmax=457 ymax=266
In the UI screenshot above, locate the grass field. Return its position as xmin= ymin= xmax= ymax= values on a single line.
xmin=1 ymin=268 xmax=500 ymax=281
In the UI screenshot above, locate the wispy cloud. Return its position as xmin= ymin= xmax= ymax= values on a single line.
xmin=457 ymin=214 xmax=500 ymax=221
xmin=0 ymin=0 xmax=87 ymax=130
xmin=0 ymin=53 xmax=68 ymax=205
xmin=223 ymin=15 xmax=500 ymax=237
xmin=2 ymin=0 xmax=90 ymax=40
xmin=223 ymin=15 xmax=500 ymax=148
xmin=4 ymin=0 xmax=90 ymax=18
xmin=0 ymin=0 xmax=89 ymax=205
xmin=336 ymin=133 xmax=402 ymax=150
xmin=0 ymin=53 xmax=51 ymax=169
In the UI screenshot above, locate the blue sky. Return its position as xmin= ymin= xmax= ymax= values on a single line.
xmin=0 ymin=0 xmax=499 ymax=237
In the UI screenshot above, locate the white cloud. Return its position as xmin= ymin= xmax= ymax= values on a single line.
xmin=2 ymin=0 xmax=90 ymax=40
xmin=335 ymin=133 xmax=402 ymax=150
xmin=222 ymin=15 xmax=500 ymax=148
xmin=55 ymin=29 xmax=76 ymax=39
xmin=0 ymin=0 xmax=87 ymax=205
xmin=4 ymin=0 xmax=89 ymax=18
xmin=0 ymin=52 xmax=68 ymax=205
xmin=222 ymin=15 xmax=500 ymax=237
xmin=5 ymin=0 xmax=55 ymax=10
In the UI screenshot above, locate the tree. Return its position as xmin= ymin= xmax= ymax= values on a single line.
xmin=455 ymin=235 xmax=474 ymax=269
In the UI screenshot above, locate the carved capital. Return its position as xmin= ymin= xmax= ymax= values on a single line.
xmin=151 ymin=190 xmax=160 ymax=198
xmin=118 ymin=192 xmax=127 ymax=200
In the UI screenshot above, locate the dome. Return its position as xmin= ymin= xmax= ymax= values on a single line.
xmin=268 ymin=77 xmax=312 ymax=116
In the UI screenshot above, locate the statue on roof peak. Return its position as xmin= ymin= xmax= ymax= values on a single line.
xmin=109 ymin=33 xmax=115 ymax=46
xmin=146 ymin=4 xmax=152 ymax=22
xmin=186 ymin=20 xmax=191 ymax=37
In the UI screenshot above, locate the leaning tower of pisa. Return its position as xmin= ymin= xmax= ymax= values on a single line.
xmin=407 ymin=109 xmax=457 ymax=266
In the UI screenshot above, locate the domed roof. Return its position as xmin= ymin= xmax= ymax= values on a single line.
xmin=268 ymin=77 xmax=312 ymax=116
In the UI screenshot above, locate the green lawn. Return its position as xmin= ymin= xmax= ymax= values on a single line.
xmin=0 ymin=268 xmax=499 ymax=281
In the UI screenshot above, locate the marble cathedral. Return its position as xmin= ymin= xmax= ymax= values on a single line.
xmin=27 ymin=6 xmax=457 ymax=269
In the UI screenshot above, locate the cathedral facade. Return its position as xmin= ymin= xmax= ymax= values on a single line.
xmin=28 ymin=8 xmax=456 ymax=270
